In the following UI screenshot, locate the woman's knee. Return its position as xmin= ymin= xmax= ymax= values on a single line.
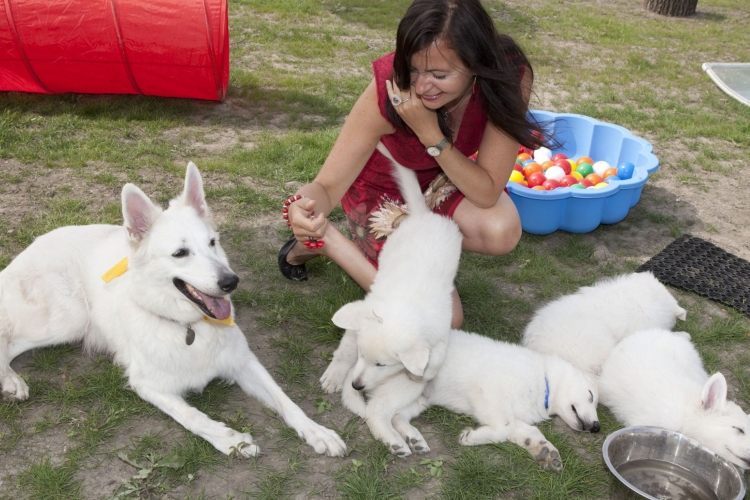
xmin=481 ymin=212 xmax=522 ymax=256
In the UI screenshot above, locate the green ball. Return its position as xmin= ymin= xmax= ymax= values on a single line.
xmin=576 ymin=163 xmax=594 ymax=177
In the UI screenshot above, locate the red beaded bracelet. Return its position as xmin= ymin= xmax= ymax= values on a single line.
xmin=282 ymin=194 xmax=325 ymax=250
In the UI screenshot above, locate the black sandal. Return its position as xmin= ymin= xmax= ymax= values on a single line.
xmin=278 ymin=236 xmax=308 ymax=282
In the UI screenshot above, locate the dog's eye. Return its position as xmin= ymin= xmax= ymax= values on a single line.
xmin=172 ymin=248 xmax=189 ymax=258
xmin=589 ymin=390 xmax=594 ymax=403
xmin=734 ymin=426 xmax=746 ymax=435
xmin=571 ymin=405 xmax=578 ymax=415
xmin=209 ymin=238 xmax=216 ymax=247
xmin=375 ymin=363 xmax=385 ymax=367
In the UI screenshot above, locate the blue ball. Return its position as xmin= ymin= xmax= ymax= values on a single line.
xmin=617 ymin=162 xmax=635 ymax=180
xmin=523 ymin=159 xmax=538 ymax=166
xmin=606 ymin=175 xmax=622 ymax=182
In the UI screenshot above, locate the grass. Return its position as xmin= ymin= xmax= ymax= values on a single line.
xmin=1 ymin=0 xmax=750 ymax=498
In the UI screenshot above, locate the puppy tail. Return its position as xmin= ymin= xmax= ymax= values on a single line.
xmin=376 ymin=142 xmax=428 ymax=217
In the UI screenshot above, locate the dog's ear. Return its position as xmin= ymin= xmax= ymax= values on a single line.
xmin=398 ymin=340 xmax=430 ymax=378
xmin=675 ymin=306 xmax=687 ymax=321
xmin=331 ymin=301 xmax=367 ymax=330
xmin=702 ymin=372 xmax=728 ymax=411
xmin=179 ymin=162 xmax=210 ymax=218
xmin=122 ymin=184 xmax=162 ymax=241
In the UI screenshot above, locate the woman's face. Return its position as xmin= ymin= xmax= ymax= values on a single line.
xmin=409 ymin=39 xmax=473 ymax=111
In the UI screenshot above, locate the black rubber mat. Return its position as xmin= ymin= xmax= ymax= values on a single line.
xmin=637 ymin=234 xmax=750 ymax=317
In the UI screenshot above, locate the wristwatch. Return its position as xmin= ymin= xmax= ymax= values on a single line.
xmin=426 ymin=138 xmax=449 ymax=157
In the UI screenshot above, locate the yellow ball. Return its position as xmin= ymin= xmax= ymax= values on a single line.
xmin=571 ymin=171 xmax=583 ymax=180
xmin=509 ymin=170 xmax=526 ymax=184
xmin=594 ymin=182 xmax=609 ymax=188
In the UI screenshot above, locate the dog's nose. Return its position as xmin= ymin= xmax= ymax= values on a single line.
xmin=590 ymin=421 xmax=600 ymax=433
xmin=218 ymin=273 xmax=239 ymax=293
xmin=352 ymin=380 xmax=365 ymax=391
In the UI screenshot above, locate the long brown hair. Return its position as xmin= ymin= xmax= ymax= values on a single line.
xmin=386 ymin=0 xmax=546 ymax=150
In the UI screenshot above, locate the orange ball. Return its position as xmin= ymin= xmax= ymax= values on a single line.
xmin=585 ymin=173 xmax=603 ymax=185
xmin=577 ymin=156 xmax=594 ymax=166
xmin=541 ymin=160 xmax=555 ymax=171
xmin=602 ymin=167 xmax=619 ymax=179
xmin=517 ymin=153 xmax=533 ymax=162
xmin=531 ymin=185 xmax=547 ymax=190
xmin=523 ymin=163 xmax=543 ymax=178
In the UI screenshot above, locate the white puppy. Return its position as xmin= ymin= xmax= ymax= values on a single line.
xmin=0 ymin=163 xmax=346 ymax=458
xmin=320 ymin=142 xmax=463 ymax=456
xmin=522 ymin=272 xmax=687 ymax=379
xmin=599 ymin=328 xmax=750 ymax=469
xmin=343 ymin=329 xmax=600 ymax=470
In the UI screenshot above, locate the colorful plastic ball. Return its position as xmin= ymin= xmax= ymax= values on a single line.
xmin=558 ymin=175 xmax=578 ymax=187
xmin=606 ymin=175 xmax=622 ymax=182
xmin=585 ymin=173 xmax=603 ymax=185
xmin=571 ymin=171 xmax=584 ymax=181
xmin=617 ymin=162 xmax=635 ymax=180
xmin=527 ymin=171 xmax=547 ymax=188
xmin=544 ymin=166 xmax=566 ymax=181
xmin=579 ymin=178 xmax=594 ymax=188
xmin=576 ymin=156 xmax=594 ymax=166
xmin=522 ymin=159 xmax=538 ymax=166
xmin=531 ymin=185 xmax=547 ymax=190
xmin=516 ymin=158 xmax=524 ymax=165
xmin=542 ymin=179 xmax=560 ymax=190
xmin=553 ymin=160 xmax=572 ymax=175
xmin=602 ymin=167 xmax=619 ymax=179
xmin=570 ymin=183 xmax=586 ymax=189
xmin=534 ymin=147 xmax=552 ymax=162
xmin=509 ymin=170 xmax=526 ymax=184
xmin=592 ymin=160 xmax=612 ymax=176
xmin=514 ymin=163 xmax=524 ymax=173
xmin=551 ymin=153 xmax=568 ymax=162
xmin=576 ymin=163 xmax=594 ymax=177
xmin=541 ymin=160 xmax=555 ymax=171
xmin=523 ymin=163 xmax=543 ymax=178
xmin=517 ymin=153 xmax=533 ymax=162
xmin=567 ymin=159 xmax=577 ymax=170
xmin=594 ymin=182 xmax=609 ymax=188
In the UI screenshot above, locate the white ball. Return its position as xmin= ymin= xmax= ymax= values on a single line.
xmin=592 ymin=160 xmax=611 ymax=176
xmin=544 ymin=166 xmax=566 ymax=181
xmin=534 ymin=147 xmax=552 ymax=162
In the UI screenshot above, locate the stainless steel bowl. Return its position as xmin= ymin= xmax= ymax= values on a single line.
xmin=603 ymin=426 xmax=746 ymax=500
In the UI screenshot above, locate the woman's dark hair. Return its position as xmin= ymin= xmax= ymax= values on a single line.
xmin=386 ymin=0 xmax=546 ymax=150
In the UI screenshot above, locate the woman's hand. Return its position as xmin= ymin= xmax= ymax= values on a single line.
xmin=287 ymin=197 xmax=328 ymax=247
xmin=385 ymin=80 xmax=441 ymax=146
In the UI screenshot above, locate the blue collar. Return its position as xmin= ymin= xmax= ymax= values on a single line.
xmin=544 ymin=377 xmax=550 ymax=410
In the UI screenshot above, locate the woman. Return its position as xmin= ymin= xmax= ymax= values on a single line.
xmin=278 ymin=0 xmax=546 ymax=328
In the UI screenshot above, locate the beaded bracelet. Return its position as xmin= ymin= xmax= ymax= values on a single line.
xmin=282 ymin=194 xmax=325 ymax=250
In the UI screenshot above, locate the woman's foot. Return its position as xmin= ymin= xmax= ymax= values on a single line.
xmin=278 ymin=236 xmax=308 ymax=281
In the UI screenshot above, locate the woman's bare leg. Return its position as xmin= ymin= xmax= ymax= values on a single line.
xmin=452 ymin=192 xmax=522 ymax=256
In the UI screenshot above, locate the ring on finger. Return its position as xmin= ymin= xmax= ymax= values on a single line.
xmin=391 ymin=95 xmax=402 ymax=106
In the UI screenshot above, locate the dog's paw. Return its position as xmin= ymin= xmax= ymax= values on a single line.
xmin=298 ymin=422 xmax=347 ymax=457
xmin=395 ymin=422 xmax=430 ymax=454
xmin=529 ymin=443 xmax=563 ymax=472
xmin=458 ymin=427 xmax=480 ymax=446
xmin=389 ymin=441 xmax=412 ymax=458
xmin=320 ymin=360 xmax=352 ymax=394
xmin=1 ymin=373 xmax=29 ymax=401
xmin=216 ymin=429 xmax=260 ymax=458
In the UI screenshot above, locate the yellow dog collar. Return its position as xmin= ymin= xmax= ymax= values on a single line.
xmin=101 ymin=257 xmax=236 ymax=326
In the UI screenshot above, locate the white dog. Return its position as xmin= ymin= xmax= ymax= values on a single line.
xmin=343 ymin=329 xmax=600 ymax=470
xmin=521 ymin=272 xmax=687 ymax=380
xmin=319 ymin=142 xmax=463 ymax=457
xmin=599 ymin=328 xmax=750 ymax=469
xmin=0 ymin=163 xmax=346 ymax=458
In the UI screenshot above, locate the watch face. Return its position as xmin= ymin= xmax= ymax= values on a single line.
xmin=427 ymin=146 xmax=441 ymax=157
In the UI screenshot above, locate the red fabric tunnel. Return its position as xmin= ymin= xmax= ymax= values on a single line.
xmin=0 ymin=0 xmax=229 ymax=101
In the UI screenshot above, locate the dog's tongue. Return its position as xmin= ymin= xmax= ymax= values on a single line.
xmin=199 ymin=292 xmax=232 ymax=320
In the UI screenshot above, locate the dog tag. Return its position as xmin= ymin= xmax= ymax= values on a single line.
xmin=186 ymin=325 xmax=195 ymax=345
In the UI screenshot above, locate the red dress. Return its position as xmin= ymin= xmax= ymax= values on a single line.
xmin=341 ymin=52 xmax=487 ymax=266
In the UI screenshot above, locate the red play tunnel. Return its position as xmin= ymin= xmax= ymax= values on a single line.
xmin=0 ymin=0 xmax=229 ymax=101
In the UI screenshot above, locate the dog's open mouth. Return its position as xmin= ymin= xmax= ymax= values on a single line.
xmin=173 ymin=278 xmax=231 ymax=320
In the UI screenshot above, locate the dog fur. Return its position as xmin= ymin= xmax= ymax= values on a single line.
xmin=343 ymin=329 xmax=600 ymax=470
xmin=599 ymin=328 xmax=750 ymax=469
xmin=0 ymin=163 xmax=346 ymax=458
xmin=521 ymin=272 xmax=687 ymax=380
xmin=319 ymin=142 xmax=463 ymax=456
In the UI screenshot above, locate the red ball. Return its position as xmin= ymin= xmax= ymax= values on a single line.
xmin=514 ymin=163 xmax=524 ymax=173
xmin=542 ymin=179 xmax=560 ymax=190
xmin=551 ymin=153 xmax=568 ymax=162
xmin=553 ymin=160 xmax=572 ymax=175
xmin=559 ymin=175 xmax=578 ymax=187
xmin=579 ymin=178 xmax=594 ymax=188
xmin=527 ymin=172 xmax=547 ymax=188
